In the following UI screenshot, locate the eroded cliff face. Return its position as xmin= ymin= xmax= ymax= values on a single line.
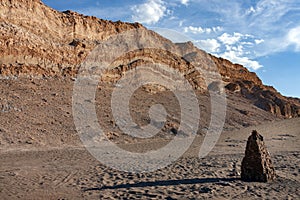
xmin=0 ymin=0 xmax=299 ymax=118
xmin=212 ymin=57 xmax=300 ymax=118
xmin=0 ymin=0 xmax=143 ymax=76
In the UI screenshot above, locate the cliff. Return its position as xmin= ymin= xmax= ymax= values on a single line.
xmin=0 ymin=0 xmax=299 ymax=118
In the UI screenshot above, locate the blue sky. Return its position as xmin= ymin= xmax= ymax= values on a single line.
xmin=42 ymin=0 xmax=300 ymax=97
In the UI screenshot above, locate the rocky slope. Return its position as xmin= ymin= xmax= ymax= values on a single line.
xmin=213 ymin=57 xmax=300 ymax=118
xmin=0 ymin=0 xmax=299 ymax=118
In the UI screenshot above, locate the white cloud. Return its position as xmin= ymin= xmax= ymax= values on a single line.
xmin=184 ymin=26 xmax=222 ymax=34
xmin=214 ymin=32 xmax=265 ymax=70
xmin=229 ymin=45 xmax=244 ymax=54
xmin=177 ymin=0 xmax=300 ymax=57
xmin=286 ymin=26 xmax=300 ymax=51
xmin=212 ymin=26 xmax=223 ymax=32
xmin=181 ymin=0 xmax=189 ymax=5
xmin=218 ymin=32 xmax=244 ymax=45
xmin=179 ymin=20 xmax=184 ymax=27
xmin=184 ymin=26 xmax=209 ymax=34
xmin=219 ymin=51 xmax=263 ymax=70
xmin=195 ymin=39 xmax=221 ymax=53
xmin=254 ymin=39 xmax=264 ymax=44
xmin=131 ymin=0 xmax=167 ymax=24
xmin=252 ymin=0 xmax=289 ymax=18
xmin=245 ymin=0 xmax=300 ymax=35
xmin=246 ymin=6 xmax=256 ymax=14
xmin=241 ymin=41 xmax=254 ymax=45
xmin=256 ymin=25 xmax=300 ymax=56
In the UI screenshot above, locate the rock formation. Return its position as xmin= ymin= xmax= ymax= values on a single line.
xmin=213 ymin=56 xmax=300 ymax=118
xmin=0 ymin=0 xmax=299 ymax=117
xmin=241 ymin=130 xmax=276 ymax=182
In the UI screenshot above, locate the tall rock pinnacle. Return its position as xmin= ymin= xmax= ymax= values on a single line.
xmin=241 ymin=130 xmax=276 ymax=182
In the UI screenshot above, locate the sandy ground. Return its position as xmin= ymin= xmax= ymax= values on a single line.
xmin=0 ymin=117 xmax=299 ymax=199
xmin=0 ymin=78 xmax=299 ymax=199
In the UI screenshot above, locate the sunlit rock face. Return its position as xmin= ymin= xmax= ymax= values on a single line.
xmin=1 ymin=0 xmax=299 ymax=118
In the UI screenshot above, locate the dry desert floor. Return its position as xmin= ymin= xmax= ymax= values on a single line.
xmin=0 ymin=78 xmax=299 ymax=199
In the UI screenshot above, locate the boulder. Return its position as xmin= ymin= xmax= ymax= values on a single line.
xmin=241 ymin=130 xmax=276 ymax=182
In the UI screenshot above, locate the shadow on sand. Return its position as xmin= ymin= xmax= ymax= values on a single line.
xmin=84 ymin=177 xmax=240 ymax=191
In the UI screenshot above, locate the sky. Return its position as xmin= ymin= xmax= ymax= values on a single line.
xmin=42 ymin=0 xmax=300 ymax=98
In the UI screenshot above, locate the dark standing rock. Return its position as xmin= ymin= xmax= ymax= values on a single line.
xmin=241 ymin=130 xmax=276 ymax=182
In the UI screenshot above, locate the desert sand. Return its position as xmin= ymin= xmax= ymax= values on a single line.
xmin=0 ymin=78 xmax=299 ymax=200
xmin=0 ymin=118 xmax=299 ymax=199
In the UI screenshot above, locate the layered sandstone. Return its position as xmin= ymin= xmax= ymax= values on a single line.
xmin=0 ymin=0 xmax=299 ymax=118
xmin=0 ymin=0 xmax=143 ymax=76
xmin=217 ymin=56 xmax=300 ymax=118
